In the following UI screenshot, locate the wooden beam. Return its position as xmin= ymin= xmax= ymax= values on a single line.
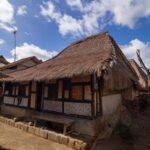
xmin=98 ymin=76 xmax=103 ymax=115
xmin=28 ymin=81 xmax=32 ymax=108
xmin=91 ymin=74 xmax=95 ymax=117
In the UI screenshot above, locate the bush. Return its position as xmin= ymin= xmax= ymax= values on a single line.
xmin=113 ymin=123 xmax=131 ymax=139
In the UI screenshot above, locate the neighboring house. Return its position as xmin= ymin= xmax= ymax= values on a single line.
xmin=129 ymin=59 xmax=148 ymax=93
xmin=0 ymin=56 xmax=42 ymax=74
xmin=0 ymin=32 xmax=138 ymax=136
xmin=0 ymin=55 xmax=9 ymax=67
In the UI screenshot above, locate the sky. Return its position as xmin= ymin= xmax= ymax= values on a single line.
xmin=0 ymin=0 xmax=150 ymax=68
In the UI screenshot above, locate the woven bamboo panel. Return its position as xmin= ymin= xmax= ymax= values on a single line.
xmin=31 ymin=93 xmax=36 ymax=108
xmin=26 ymin=86 xmax=29 ymax=96
xmin=16 ymin=86 xmax=19 ymax=95
xmin=44 ymin=86 xmax=48 ymax=97
xmin=64 ymin=102 xmax=91 ymax=116
xmin=58 ymin=80 xmax=62 ymax=98
xmin=72 ymin=86 xmax=82 ymax=100
xmin=12 ymin=86 xmax=15 ymax=95
xmin=84 ymin=85 xmax=91 ymax=100
xmin=32 ymin=81 xmax=36 ymax=92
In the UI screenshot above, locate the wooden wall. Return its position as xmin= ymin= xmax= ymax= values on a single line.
xmin=30 ymin=81 xmax=36 ymax=108
xmin=3 ymin=74 xmax=103 ymax=119
xmin=42 ymin=75 xmax=102 ymax=118
xmin=3 ymin=82 xmax=30 ymax=108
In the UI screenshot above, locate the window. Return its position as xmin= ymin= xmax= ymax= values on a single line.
xmin=71 ymin=83 xmax=92 ymax=100
xmin=63 ymin=79 xmax=71 ymax=90
xmin=63 ymin=79 xmax=71 ymax=99
xmin=19 ymin=84 xmax=26 ymax=97
xmin=48 ymin=83 xmax=57 ymax=100
xmin=4 ymin=82 xmax=13 ymax=95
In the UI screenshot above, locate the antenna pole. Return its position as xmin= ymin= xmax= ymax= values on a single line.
xmin=13 ymin=30 xmax=17 ymax=62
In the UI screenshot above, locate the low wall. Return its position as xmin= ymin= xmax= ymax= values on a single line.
xmin=1 ymin=104 xmax=27 ymax=117
xmin=0 ymin=98 xmax=122 ymax=137
xmin=102 ymin=94 xmax=122 ymax=116
xmin=72 ymin=116 xmax=104 ymax=136
xmin=0 ymin=116 xmax=87 ymax=150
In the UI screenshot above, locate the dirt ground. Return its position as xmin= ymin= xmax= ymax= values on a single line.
xmin=1 ymin=105 xmax=150 ymax=150
xmin=93 ymin=105 xmax=150 ymax=150
xmin=0 ymin=123 xmax=73 ymax=150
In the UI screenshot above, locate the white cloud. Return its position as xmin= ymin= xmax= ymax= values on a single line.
xmin=40 ymin=1 xmax=101 ymax=36
xmin=24 ymin=32 xmax=32 ymax=36
xmin=66 ymin=0 xmax=83 ymax=9
xmin=9 ymin=42 xmax=58 ymax=61
xmin=17 ymin=5 xmax=27 ymax=16
xmin=0 ymin=0 xmax=16 ymax=32
xmin=0 ymin=0 xmax=14 ymax=23
xmin=0 ymin=38 xmax=5 ymax=45
xmin=40 ymin=0 xmax=150 ymax=36
xmin=0 ymin=22 xmax=17 ymax=32
xmin=121 ymin=39 xmax=150 ymax=68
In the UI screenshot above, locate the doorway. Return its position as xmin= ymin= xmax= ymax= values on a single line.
xmin=36 ymin=82 xmax=43 ymax=111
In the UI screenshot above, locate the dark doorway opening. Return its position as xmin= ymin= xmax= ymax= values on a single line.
xmin=36 ymin=82 xmax=43 ymax=111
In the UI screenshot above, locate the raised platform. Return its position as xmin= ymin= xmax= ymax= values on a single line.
xmin=31 ymin=111 xmax=75 ymax=135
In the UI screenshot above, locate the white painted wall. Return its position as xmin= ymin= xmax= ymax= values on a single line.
xmin=102 ymin=94 xmax=122 ymax=116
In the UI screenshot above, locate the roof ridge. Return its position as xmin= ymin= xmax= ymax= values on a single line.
xmin=70 ymin=32 xmax=109 ymax=46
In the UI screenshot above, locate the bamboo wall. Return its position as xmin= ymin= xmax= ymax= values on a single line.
xmin=3 ymin=74 xmax=104 ymax=118
xmin=3 ymin=82 xmax=30 ymax=108
xmin=42 ymin=75 xmax=94 ymax=117
xmin=30 ymin=81 xmax=36 ymax=108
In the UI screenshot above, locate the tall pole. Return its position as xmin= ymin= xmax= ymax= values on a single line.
xmin=13 ymin=30 xmax=17 ymax=62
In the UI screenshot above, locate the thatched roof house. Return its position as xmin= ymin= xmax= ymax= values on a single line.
xmin=0 ymin=56 xmax=42 ymax=74
xmin=0 ymin=32 xmax=139 ymax=136
xmin=2 ymin=32 xmax=136 ymax=90
xmin=129 ymin=59 xmax=148 ymax=91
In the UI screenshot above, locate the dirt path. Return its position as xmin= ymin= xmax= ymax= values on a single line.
xmin=93 ymin=106 xmax=150 ymax=150
xmin=0 ymin=122 xmax=73 ymax=150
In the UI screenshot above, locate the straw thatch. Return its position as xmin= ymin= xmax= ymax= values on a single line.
xmin=0 ymin=56 xmax=42 ymax=72
xmin=0 ymin=71 xmax=10 ymax=78
xmin=129 ymin=59 xmax=148 ymax=90
xmin=0 ymin=55 xmax=9 ymax=65
xmin=1 ymin=32 xmax=137 ymax=90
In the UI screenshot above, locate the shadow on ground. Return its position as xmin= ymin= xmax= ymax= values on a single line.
xmin=0 ymin=146 xmax=11 ymax=150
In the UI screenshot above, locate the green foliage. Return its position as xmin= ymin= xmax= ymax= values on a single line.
xmin=113 ymin=123 xmax=131 ymax=139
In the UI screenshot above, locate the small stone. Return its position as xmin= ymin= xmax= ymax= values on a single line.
xmin=68 ymin=138 xmax=75 ymax=149
xmin=47 ymin=131 xmax=58 ymax=142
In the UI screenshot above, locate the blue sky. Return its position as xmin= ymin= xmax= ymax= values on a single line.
xmin=0 ymin=0 xmax=150 ymax=67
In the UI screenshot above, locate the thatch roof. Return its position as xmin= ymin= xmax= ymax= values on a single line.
xmin=129 ymin=59 xmax=148 ymax=90
xmin=1 ymin=32 xmax=137 ymax=90
xmin=0 ymin=71 xmax=9 ymax=78
xmin=0 ymin=55 xmax=9 ymax=65
xmin=0 ymin=56 xmax=42 ymax=71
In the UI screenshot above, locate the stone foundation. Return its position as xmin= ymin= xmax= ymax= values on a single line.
xmin=0 ymin=116 xmax=87 ymax=150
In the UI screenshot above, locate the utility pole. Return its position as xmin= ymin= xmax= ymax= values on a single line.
xmin=13 ymin=29 xmax=17 ymax=62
